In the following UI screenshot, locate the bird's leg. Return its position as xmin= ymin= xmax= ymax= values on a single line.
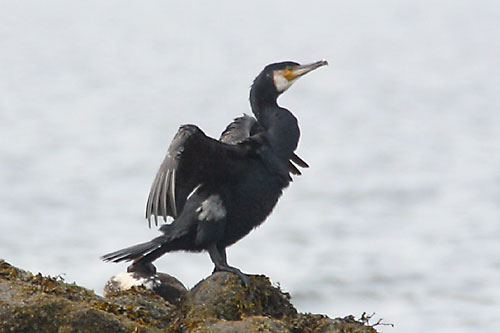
xmin=210 ymin=244 xmax=228 ymax=273
xmin=211 ymin=245 xmax=229 ymax=273
xmin=208 ymin=244 xmax=249 ymax=285
xmin=217 ymin=244 xmax=227 ymax=267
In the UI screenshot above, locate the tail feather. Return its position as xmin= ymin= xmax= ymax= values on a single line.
xmin=101 ymin=240 xmax=162 ymax=263
xmin=102 ymin=226 xmax=189 ymax=265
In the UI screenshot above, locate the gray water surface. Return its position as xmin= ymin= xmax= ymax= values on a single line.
xmin=1 ymin=1 xmax=499 ymax=332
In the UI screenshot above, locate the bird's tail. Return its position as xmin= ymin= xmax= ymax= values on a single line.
xmin=101 ymin=236 xmax=168 ymax=264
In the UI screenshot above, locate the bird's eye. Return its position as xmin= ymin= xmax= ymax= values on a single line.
xmin=286 ymin=65 xmax=292 ymax=71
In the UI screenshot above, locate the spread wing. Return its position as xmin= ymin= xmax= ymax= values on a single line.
xmin=145 ymin=124 xmax=247 ymax=227
xmin=220 ymin=114 xmax=309 ymax=176
xmin=219 ymin=114 xmax=260 ymax=144
xmin=146 ymin=115 xmax=310 ymax=227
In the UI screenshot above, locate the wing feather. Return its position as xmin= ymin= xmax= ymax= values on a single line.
xmin=146 ymin=170 xmax=162 ymax=227
xmin=219 ymin=114 xmax=258 ymax=144
xmin=145 ymin=124 xmax=248 ymax=226
xmin=169 ymin=169 xmax=177 ymax=217
xmin=160 ymin=170 xmax=168 ymax=221
xmin=291 ymin=153 xmax=309 ymax=168
xmin=146 ymin=117 xmax=310 ymax=227
xmin=288 ymin=161 xmax=302 ymax=175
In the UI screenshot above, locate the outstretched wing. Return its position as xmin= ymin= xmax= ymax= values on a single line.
xmin=145 ymin=124 xmax=246 ymax=227
xmin=219 ymin=114 xmax=260 ymax=144
xmin=220 ymin=114 xmax=309 ymax=177
xmin=146 ymin=115 xmax=310 ymax=227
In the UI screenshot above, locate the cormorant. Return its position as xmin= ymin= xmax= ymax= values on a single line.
xmin=102 ymin=60 xmax=328 ymax=284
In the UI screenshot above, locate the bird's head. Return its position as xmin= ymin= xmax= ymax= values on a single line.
xmin=250 ymin=60 xmax=328 ymax=110
xmin=265 ymin=60 xmax=328 ymax=94
xmin=250 ymin=60 xmax=328 ymax=106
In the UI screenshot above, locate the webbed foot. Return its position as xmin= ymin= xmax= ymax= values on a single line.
xmin=214 ymin=266 xmax=250 ymax=286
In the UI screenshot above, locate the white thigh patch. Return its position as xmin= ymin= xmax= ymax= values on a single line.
xmin=196 ymin=195 xmax=226 ymax=221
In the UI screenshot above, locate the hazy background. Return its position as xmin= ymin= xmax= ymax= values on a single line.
xmin=1 ymin=1 xmax=499 ymax=332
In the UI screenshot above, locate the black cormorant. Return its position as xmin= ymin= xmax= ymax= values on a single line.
xmin=102 ymin=60 xmax=328 ymax=283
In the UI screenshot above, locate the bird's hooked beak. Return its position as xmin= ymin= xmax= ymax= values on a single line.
xmin=284 ymin=60 xmax=328 ymax=82
xmin=272 ymin=59 xmax=328 ymax=93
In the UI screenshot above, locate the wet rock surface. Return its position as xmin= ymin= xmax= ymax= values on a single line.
xmin=0 ymin=259 xmax=378 ymax=332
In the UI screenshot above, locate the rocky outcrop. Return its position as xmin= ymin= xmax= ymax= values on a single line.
xmin=0 ymin=260 xmax=378 ymax=332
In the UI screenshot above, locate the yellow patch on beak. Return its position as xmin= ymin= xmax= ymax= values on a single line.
xmin=284 ymin=68 xmax=296 ymax=81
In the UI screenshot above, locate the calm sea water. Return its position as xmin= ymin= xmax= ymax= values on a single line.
xmin=1 ymin=1 xmax=499 ymax=332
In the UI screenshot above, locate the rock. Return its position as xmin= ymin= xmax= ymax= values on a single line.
xmin=0 ymin=260 xmax=174 ymax=332
xmin=0 ymin=259 xmax=379 ymax=332
xmin=183 ymin=272 xmax=296 ymax=324
xmin=104 ymin=263 xmax=187 ymax=305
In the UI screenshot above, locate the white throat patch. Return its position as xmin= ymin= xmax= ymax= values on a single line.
xmin=273 ymin=71 xmax=295 ymax=93
xmin=196 ymin=195 xmax=226 ymax=221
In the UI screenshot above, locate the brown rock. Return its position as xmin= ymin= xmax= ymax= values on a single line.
xmin=0 ymin=259 xmax=379 ymax=332
xmin=104 ymin=264 xmax=187 ymax=305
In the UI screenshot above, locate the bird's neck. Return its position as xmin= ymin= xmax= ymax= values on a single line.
xmin=249 ymin=86 xmax=278 ymax=124
xmin=250 ymin=92 xmax=300 ymax=162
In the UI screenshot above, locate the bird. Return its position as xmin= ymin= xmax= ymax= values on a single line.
xmin=101 ymin=60 xmax=328 ymax=284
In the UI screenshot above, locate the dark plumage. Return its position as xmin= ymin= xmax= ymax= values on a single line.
xmin=102 ymin=60 xmax=328 ymax=283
